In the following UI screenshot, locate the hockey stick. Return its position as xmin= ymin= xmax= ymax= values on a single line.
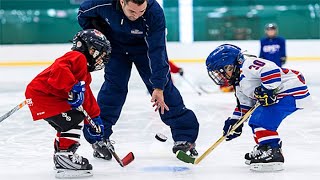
xmin=105 ymin=143 xmax=135 ymax=167
xmin=78 ymin=106 xmax=134 ymax=167
xmin=180 ymin=76 xmax=202 ymax=96
xmin=198 ymin=85 xmax=220 ymax=94
xmin=0 ymin=100 xmax=27 ymax=123
xmin=176 ymin=103 xmax=260 ymax=164
xmin=77 ymin=106 xmax=101 ymax=134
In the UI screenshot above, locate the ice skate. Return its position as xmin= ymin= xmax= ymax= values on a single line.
xmin=173 ymin=141 xmax=198 ymax=157
xmin=92 ymin=139 xmax=113 ymax=160
xmin=250 ymin=146 xmax=284 ymax=172
xmin=246 ymin=141 xmax=282 ymax=165
xmin=54 ymin=144 xmax=93 ymax=178
xmin=244 ymin=144 xmax=267 ymax=165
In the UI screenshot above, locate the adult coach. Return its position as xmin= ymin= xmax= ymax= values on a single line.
xmin=77 ymin=0 xmax=199 ymax=158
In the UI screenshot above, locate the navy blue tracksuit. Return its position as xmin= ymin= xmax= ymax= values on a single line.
xmin=78 ymin=0 xmax=199 ymax=143
xmin=259 ymin=36 xmax=286 ymax=67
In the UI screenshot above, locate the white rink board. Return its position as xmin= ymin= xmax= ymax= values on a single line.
xmin=1 ymin=40 xmax=320 ymax=62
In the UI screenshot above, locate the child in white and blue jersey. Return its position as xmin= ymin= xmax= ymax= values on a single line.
xmin=206 ymin=44 xmax=311 ymax=172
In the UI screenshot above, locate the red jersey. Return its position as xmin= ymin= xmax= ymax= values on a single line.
xmin=169 ymin=61 xmax=180 ymax=73
xmin=25 ymin=51 xmax=100 ymax=120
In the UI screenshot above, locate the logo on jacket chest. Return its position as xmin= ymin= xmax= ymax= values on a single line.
xmin=263 ymin=44 xmax=280 ymax=54
xmin=131 ymin=29 xmax=143 ymax=35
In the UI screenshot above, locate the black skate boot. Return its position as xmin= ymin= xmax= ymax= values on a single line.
xmin=54 ymin=143 xmax=93 ymax=178
xmin=172 ymin=141 xmax=198 ymax=157
xmin=245 ymin=141 xmax=282 ymax=165
xmin=250 ymin=146 xmax=284 ymax=172
xmin=244 ymin=144 xmax=268 ymax=165
xmin=92 ymin=139 xmax=113 ymax=160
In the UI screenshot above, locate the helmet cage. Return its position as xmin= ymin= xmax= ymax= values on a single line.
xmin=208 ymin=69 xmax=227 ymax=86
xmin=208 ymin=64 xmax=236 ymax=86
xmin=87 ymin=41 xmax=111 ymax=72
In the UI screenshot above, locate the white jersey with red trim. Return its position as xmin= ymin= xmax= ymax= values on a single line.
xmin=231 ymin=56 xmax=310 ymax=120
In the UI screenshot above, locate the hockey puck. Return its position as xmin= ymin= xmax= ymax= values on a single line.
xmin=155 ymin=133 xmax=168 ymax=142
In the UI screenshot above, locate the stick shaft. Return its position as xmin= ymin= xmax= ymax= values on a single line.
xmin=77 ymin=106 xmax=132 ymax=167
xmin=107 ymin=146 xmax=124 ymax=167
xmin=181 ymin=76 xmax=202 ymax=95
xmin=77 ymin=106 xmax=101 ymax=133
xmin=0 ymin=100 xmax=27 ymax=122
xmin=194 ymin=103 xmax=260 ymax=164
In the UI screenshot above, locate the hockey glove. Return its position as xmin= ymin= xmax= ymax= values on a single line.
xmin=178 ymin=68 xmax=184 ymax=76
xmin=83 ymin=116 xmax=104 ymax=144
xmin=68 ymin=81 xmax=85 ymax=109
xmin=223 ymin=118 xmax=243 ymax=141
xmin=254 ymin=86 xmax=277 ymax=106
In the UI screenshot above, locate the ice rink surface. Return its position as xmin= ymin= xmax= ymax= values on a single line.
xmin=0 ymin=60 xmax=319 ymax=179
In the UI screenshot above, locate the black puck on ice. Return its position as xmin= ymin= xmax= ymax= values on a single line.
xmin=155 ymin=133 xmax=168 ymax=142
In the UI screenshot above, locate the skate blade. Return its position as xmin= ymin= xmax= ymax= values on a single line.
xmin=250 ymin=162 xmax=284 ymax=172
xmin=55 ymin=169 xmax=93 ymax=178
xmin=245 ymin=160 xmax=251 ymax=165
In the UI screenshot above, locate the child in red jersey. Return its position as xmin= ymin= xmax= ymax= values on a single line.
xmin=25 ymin=29 xmax=111 ymax=178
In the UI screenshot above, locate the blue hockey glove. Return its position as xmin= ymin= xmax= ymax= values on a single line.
xmin=254 ymin=86 xmax=277 ymax=106
xmin=83 ymin=116 xmax=105 ymax=144
xmin=68 ymin=81 xmax=85 ymax=109
xmin=223 ymin=117 xmax=243 ymax=141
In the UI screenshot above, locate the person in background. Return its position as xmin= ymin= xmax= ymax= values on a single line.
xmin=259 ymin=23 xmax=287 ymax=67
xmin=219 ymin=78 xmax=234 ymax=92
xmin=169 ymin=61 xmax=184 ymax=76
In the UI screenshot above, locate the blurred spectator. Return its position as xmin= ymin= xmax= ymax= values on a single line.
xmin=169 ymin=61 xmax=184 ymax=76
xmin=220 ymin=78 xmax=234 ymax=93
xmin=259 ymin=23 xmax=287 ymax=67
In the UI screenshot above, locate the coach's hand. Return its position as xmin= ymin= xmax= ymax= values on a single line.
xmin=151 ymin=88 xmax=169 ymax=114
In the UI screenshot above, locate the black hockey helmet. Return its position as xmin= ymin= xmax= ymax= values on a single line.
xmin=72 ymin=29 xmax=111 ymax=72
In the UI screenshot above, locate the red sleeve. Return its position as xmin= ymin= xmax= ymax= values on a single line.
xmin=169 ymin=61 xmax=180 ymax=73
xmin=47 ymin=63 xmax=76 ymax=92
xmin=47 ymin=52 xmax=87 ymax=93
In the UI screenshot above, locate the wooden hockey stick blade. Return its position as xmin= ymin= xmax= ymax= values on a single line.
xmin=121 ymin=152 xmax=135 ymax=166
xmin=176 ymin=150 xmax=196 ymax=164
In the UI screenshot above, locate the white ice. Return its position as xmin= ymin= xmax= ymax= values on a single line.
xmin=0 ymin=60 xmax=320 ymax=180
